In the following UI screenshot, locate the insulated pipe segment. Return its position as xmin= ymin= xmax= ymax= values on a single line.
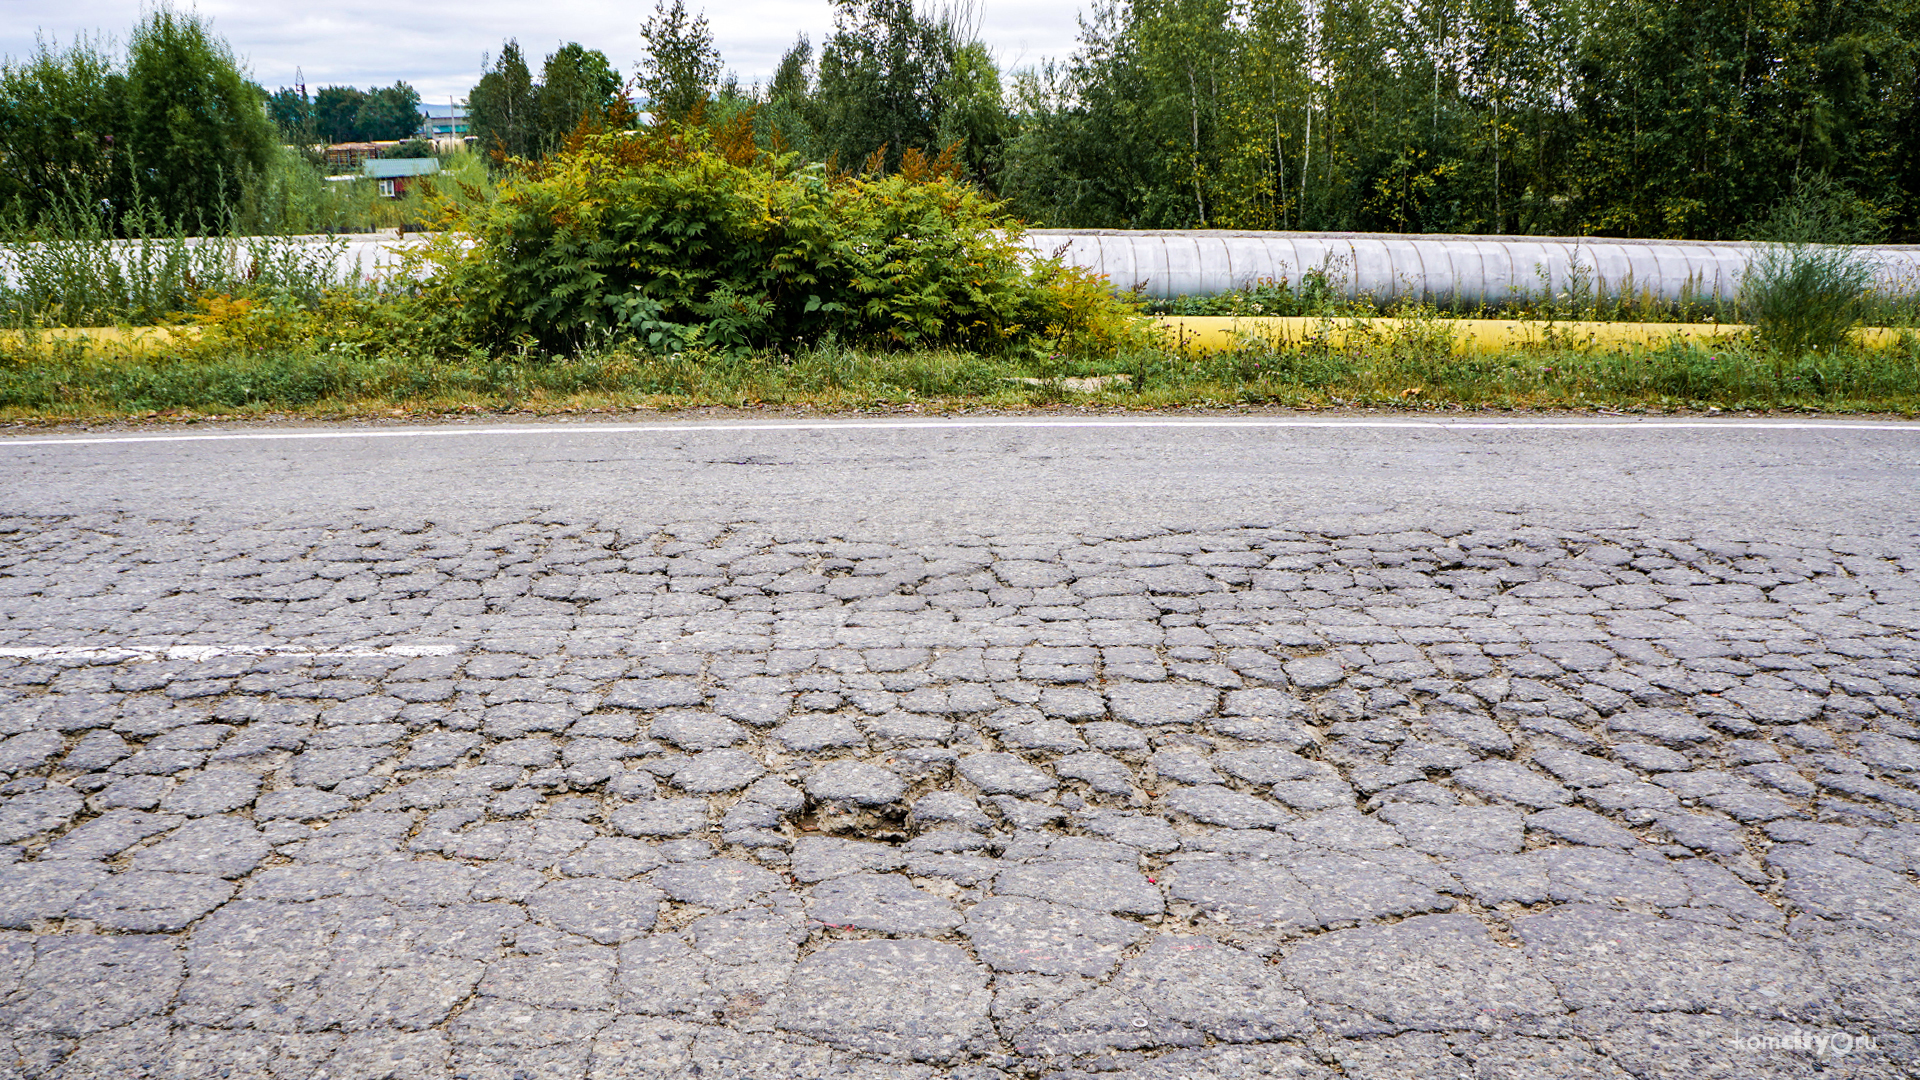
xmin=12 ymin=230 xmax=1919 ymax=308
xmin=1018 ymin=229 xmax=1920 ymax=306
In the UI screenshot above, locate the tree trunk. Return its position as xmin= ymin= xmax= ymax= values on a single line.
xmin=1188 ymin=63 xmax=1207 ymax=226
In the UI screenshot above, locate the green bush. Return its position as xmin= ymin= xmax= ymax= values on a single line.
xmin=1741 ymin=241 xmax=1876 ymax=358
xmin=1 ymin=9 xmax=275 ymax=233
xmin=428 ymin=121 xmax=1144 ymax=355
xmin=1739 ymin=175 xmax=1884 ymax=358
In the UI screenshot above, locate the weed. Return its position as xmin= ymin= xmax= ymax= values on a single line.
xmin=1740 ymin=241 xmax=1877 ymax=361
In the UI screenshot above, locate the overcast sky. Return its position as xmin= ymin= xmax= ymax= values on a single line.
xmin=1 ymin=0 xmax=1090 ymax=104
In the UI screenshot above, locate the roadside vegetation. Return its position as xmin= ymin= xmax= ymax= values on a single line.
xmin=3 ymin=4 xmax=1919 ymax=421
xmin=10 ymin=149 xmax=1915 ymax=421
xmin=4 ymin=167 xmax=1918 ymax=419
xmin=4 ymin=313 xmax=1916 ymax=421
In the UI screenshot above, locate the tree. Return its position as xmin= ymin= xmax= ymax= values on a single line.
xmin=314 ymin=85 xmax=370 ymax=143
xmin=809 ymin=0 xmax=1012 ymax=177
xmin=996 ymin=0 xmax=1920 ymax=238
xmin=123 ymin=7 xmax=275 ymax=230
xmin=755 ymin=35 xmax=822 ymax=156
xmin=267 ymin=85 xmax=311 ymax=141
xmin=383 ymin=138 xmax=436 ymax=158
xmin=299 ymin=82 xmax=419 ymax=143
xmin=770 ymin=35 xmax=812 ymax=104
xmin=0 ymin=34 xmax=129 ymax=221
xmin=815 ymin=0 xmax=947 ymax=171
xmin=638 ymin=0 xmax=720 ymax=123
xmin=935 ymin=40 xmax=1006 ymax=187
xmin=537 ymin=43 xmax=621 ymax=153
xmin=1001 ymin=2 xmax=1170 ymax=228
xmin=357 ymin=82 xmax=423 ymax=141
xmin=469 ymin=40 xmax=538 ymax=160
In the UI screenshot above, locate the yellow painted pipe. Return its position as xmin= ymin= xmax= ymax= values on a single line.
xmin=6 ymin=319 xmax=1911 ymax=358
xmin=0 ymin=326 xmax=204 ymax=354
xmin=1154 ymin=315 xmax=1910 ymax=353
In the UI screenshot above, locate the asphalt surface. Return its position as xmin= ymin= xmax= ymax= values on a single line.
xmin=0 ymin=416 xmax=1917 ymax=1079
xmin=3 ymin=416 xmax=1919 ymax=537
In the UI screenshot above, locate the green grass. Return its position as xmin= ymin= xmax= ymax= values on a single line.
xmin=1153 ymin=266 xmax=1920 ymax=329
xmin=5 ymin=329 xmax=1917 ymax=421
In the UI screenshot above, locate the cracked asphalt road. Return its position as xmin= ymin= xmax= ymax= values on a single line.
xmin=0 ymin=416 xmax=1917 ymax=1079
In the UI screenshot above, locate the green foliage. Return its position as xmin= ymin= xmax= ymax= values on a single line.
xmin=997 ymin=0 xmax=1920 ymax=240
xmin=0 ymin=192 xmax=353 ymax=328
xmin=357 ymin=83 xmax=425 ymax=141
xmin=538 ymin=44 xmax=622 ymax=155
xmin=266 ymin=84 xmax=313 ymax=141
xmin=934 ymin=41 xmax=1006 ymax=187
xmin=1000 ymin=4 xmax=1182 ymax=228
xmin=470 ymin=42 xmax=538 ymax=160
xmin=797 ymin=0 xmax=1007 ymax=183
xmin=815 ymin=0 xmax=950 ymax=173
xmin=6 ymin=310 xmax=1917 ymax=418
xmin=1125 ymin=329 xmax=1920 ymax=411
xmin=313 ymin=86 xmax=365 ymax=142
xmin=232 ymin=144 xmax=335 ymax=234
xmin=383 ymin=139 xmax=435 ymax=159
xmin=1741 ymin=243 xmax=1876 ymax=358
xmin=770 ymin=37 xmax=813 ymax=107
xmin=1156 ymin=268 xmax=1347 ymax=316
xmin=308 ymin=83 xmax=425 ymax=144
xmin=757 ymin=36 xmax=823 ymax=157
xmin=123 ymin=8 xmax=277 ymax=232
xmin=1740 ymin=180 xmax=1882 ymax=358
xmin=1 ymin=9 xmax=278 ymax=233
xmin=426 ymin=122 xmax=1144 ymax=355
xmin=0 ymin=34 xmax=129 ymax=223
xmin=1562 ymin=0 xmax=1915 ymax=240
xmin=638 ymin=0 xmax=721 ymax=124
xmin=1745 ymin=173 xmax=1890 ymax=247
xmin=470 ymin=41 xmax=625 ymax=164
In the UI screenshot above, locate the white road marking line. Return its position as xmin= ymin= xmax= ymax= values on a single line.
xmin=2 ymin=416 xmax=1918 ymax=448
xmin=0 ymin=643 xmax=462 ymax=661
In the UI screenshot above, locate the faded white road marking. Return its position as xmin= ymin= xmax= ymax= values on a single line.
xmin=0 ymin=643 xmax=462 ymax=661
xmin=2 ymin=416 xmax=1917 ymax=448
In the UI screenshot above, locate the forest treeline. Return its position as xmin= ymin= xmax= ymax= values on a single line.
xmin=267 ymin=83 xmax=426 ymax=145
xmin=6 ymin=0 xmax=1919 ymax=241
xmin=998 ymin=0 xmax=1920 ymax=241
xmin=0 ymin=10 xmax=278 ymax=231
xmin=641 ymin=0 xmax=1920 ymax=242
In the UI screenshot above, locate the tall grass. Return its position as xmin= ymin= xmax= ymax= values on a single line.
xmin=0 ymin=196 xmax=354 ymax=327
xmin=1149 ymin=229 xmax=1920 ymax=331
xmin=1153 ymin=329 xmax=1920 ymax=409
xmin=1151 ymin=267 xmax=1747 ymax=325
xmin=0 ymin=337 xmax=1025 ymax=414
xmin=1736 ymin=173 xmax=1917 ymax=350
xmin=0 ymin=146 xmax=498 ymax=329
xmin=1740 ymin=242 xmax=1877 ymax=357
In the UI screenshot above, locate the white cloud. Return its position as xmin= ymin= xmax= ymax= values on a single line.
xmin=0 ymin=0 xmax=1088 ymax=103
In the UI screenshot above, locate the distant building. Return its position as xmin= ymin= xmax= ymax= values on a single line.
xmin=362 ymin=158 xmax=441 ymax=198
xmin=325 ymin=141 xmax=402 ymax=168
xmin=420 ymin=114 xmax=468 ymax=139
xmin=419 ymin=101 xmax=472 ymax=154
